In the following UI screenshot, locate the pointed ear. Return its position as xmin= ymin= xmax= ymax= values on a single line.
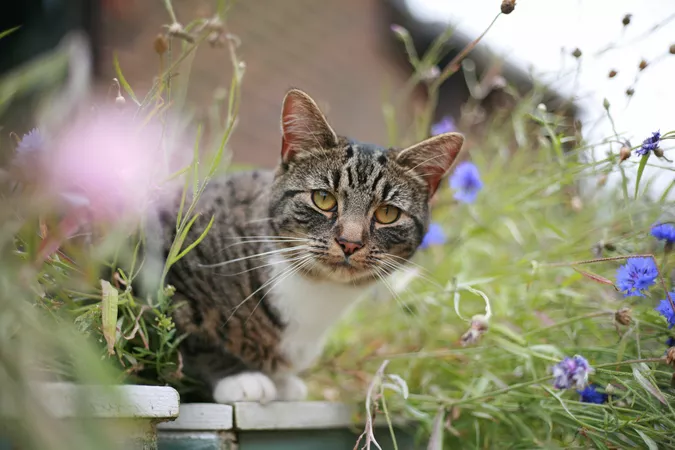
xmin=396 ymin=132 xmax=464 ymax=197
xmin=280 ymin=89 xmax=338 ymax=163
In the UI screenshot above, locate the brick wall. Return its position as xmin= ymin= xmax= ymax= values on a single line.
xmin=101 ymin=0 xmax=419 ymax=168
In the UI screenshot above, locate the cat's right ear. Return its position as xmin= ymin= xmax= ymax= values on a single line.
xmin=280 ymin=89 xmax=338 ymax=163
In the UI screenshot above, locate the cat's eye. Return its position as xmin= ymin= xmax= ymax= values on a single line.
xmin=374 ymin=205 xmax=401 ymax=224
xmin=312 ymin=190 xmax=338 ymax=212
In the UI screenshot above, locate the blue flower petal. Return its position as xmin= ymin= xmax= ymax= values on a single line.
xmin=449 ymin=162 xmax=483 ymax=204
xmin=616 ymin=257 xmax=658 ymax=297
xmin=419 ymin=223 xmax=446 ymax=249
xmin=655 ymin=296 xmax=675 ymax=329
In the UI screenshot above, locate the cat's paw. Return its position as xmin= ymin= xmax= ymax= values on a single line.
xmin=274 ymin=374 xmax=308 ymax=401
xmin=212 ymin=372 xmax=277 ymax=404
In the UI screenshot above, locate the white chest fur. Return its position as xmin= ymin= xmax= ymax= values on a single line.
xmin=268 ymin=258 xmax=368 ymax=373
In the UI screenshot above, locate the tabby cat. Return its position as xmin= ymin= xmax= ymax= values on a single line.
xmin=156 ymin=89 xmax=464 ymax=403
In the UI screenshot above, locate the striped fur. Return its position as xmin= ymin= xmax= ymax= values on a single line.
xmin=155 ymin=89 xmax=464 ymax=403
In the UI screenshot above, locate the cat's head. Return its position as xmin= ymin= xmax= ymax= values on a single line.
xmin=269 ymin=89 xmax=464 ymax=284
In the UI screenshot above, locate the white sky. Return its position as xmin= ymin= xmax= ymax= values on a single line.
xmin=405 ymin=0 xmax=675 ymax=200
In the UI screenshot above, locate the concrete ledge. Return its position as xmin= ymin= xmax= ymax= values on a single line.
xmin=234 ymin=401 xmax=355 ymax=430
xmin=2 ymin=383 xmax=180 ymax=420
xmin=158 ymin=403 xmax=234 ymax=431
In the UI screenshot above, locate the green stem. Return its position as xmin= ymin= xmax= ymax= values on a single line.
xmin=523 ymin=311 xmax=612 ymax=338
xmin=379 ymin=387 xmax=399 ymax=450
xmin=163 ymin=0 xmax=179 ymax=24
xmin=436 ymin=357 xmax=666 ymax=407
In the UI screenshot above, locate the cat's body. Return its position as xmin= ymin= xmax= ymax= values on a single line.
xmin=155 ymin=89 xmax=464 ymax=403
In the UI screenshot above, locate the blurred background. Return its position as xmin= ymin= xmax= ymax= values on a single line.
xmin=0 ymin=0 xmax=539 ymax=168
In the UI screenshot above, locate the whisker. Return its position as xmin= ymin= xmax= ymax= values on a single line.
xmin=224 ymin=255 xmax=313 ymax=322
xmin=199 ymin=245 xmax=308 ymax=268
xmin=371 ymin=266 xmax=419 ymax=319
xmin=212 ymin=253 xmax=309 ymax=277
xmin=244 ymin=257 xmax=314 ymax=324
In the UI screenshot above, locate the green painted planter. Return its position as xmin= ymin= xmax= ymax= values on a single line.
xmin=158 ymin=402 xmax=420 ymax=450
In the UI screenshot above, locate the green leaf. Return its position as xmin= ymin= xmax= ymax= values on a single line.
xmin=634 ymin=152 xmax=650 ymax=199
xmin=631 ymin=364 xmax=666 ymax=405
xmin=427 ymin=408 xmax=445 ymax=450
xmin=113 ymin=52 xmax=141 ymax=106
xmin=636 ymin=430 xmax=658 ymax=450
xmin=0 ymin=26 xmax=20 ymax=40
xmin=173 ymin=214 xmax=216 ymax=263
xmin=100 ymin=280 xmax=119 ymax=356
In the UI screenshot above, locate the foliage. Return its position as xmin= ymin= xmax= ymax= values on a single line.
xmin=1 ymin=1 xmax=674 ymax=450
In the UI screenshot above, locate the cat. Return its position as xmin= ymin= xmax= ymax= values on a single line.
xmin=155 ymin=88 xmax=464 ymax=403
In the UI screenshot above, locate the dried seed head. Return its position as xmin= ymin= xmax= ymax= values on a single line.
xmin=570 ymin=196 xmax=583 ymax=212
xmin=154 ymin=34 xmax=169 ymax=55
xmin=420 ymin=66 xmax=441 ymax=82
xmin=670 ymin=44 xmax=675 ymax=55
xmin=638 ymin=59 xmax=648 ymax=71
xmin=390 ymin=24 xmax=410 ymax=40
xmin=666 ymin=347 xmax=675 ymax=366
xmin=619 ymin=145 xmax=632 ymax=162
xmin=622 ymin=14 xmax=632 ymax=26
xmin=615 ymin=307 xmax=632 ymax=326
xmin=572 ymin=48 xmax=582 ymax=58
xmin=460 ymin=314 xmax=489 ymax=346
xmin=501 ymin=0 xmax=516 ymax=14
xmin=608 ymin=69 xmax=618 ymax=78
xmin=626 ymin=87 xmax=635 ymax=97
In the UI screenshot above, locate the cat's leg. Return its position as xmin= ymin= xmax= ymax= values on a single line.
xmin=212 ymin=372 xmax=278 ymax=404
xmin=272 ymin=373 xmax=308 ymax=401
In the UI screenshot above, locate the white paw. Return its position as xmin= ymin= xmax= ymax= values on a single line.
xmin=212 ymin=372 xmax=277 ymax=404
xmin=274 ymin=374 xmax=308 ymax=401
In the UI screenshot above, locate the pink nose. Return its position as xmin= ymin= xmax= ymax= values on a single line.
xmin=336 ymin=237 xmax=364 ymax=256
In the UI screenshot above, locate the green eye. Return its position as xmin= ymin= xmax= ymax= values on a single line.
xmin=374 ymin=205 xmax=400 ymax=224
xmin=312 ymin=190 xmax=338 ymax=211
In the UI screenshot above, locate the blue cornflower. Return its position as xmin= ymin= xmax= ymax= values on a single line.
xmin=651 ymin=223 xmax=675 ymax=243
xmin=419 ymin=223 xmax=446 ymax=249
xmin=431 ymin=117 xmax=456 ymax=136
xmin=636 ymin=130 xmax=660 ymax=156
xmin=551 ymin=355 xmax=594 ymax=390
xmin=17 ymin=128 xmax=44 ymax=154
xmin=577 ymin=384 xmax=608 ymax=404
xmin=449 ymin=161 xmax=483 ymax=204
xmin=616 ymin=257 xmax=658 ymax=297
xmin=655 ymin=295 xmax=675 ymax=329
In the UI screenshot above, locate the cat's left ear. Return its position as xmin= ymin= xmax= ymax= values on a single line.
xmin=280 ymin=89 xmax=339 ymax=163
xmin=396 ymin=132 xmax=464 ymax=197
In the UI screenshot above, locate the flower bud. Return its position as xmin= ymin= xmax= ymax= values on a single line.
xmin=625 ymin=88 xmax=635 ymax=97
xmin=666 ymin=347 xmax=675 ymax=366
xmin=501 ymin=0 xmax=516 ymax=14
xmin=602 ymin=98 xmax=610 ymax=110
xmin=670 ymin=44 xmax=675 ymax=55
xmin=654 ymin=148 xmax=664 ymax=158
xmin=115 ymin=95 xmax=126 ymax=108
xmin=390 ymin=24 xmax=410 ymax=41
xmin=154 ymin=34 xmax=169 ymax=55
xmin=639 ymin=60 xmax=648 ymax=71
xmin=619 ymin=145 xmax=631 ymax=162
xmin=608 ymin=69 xmax=617 ymax=78
xmin=615 ymin=307 xmax=632 ymax=326
xmin=572 ymin=48 xmax=582 ymax=58
xmin=622 ymin=14 xmax=632 ymax=26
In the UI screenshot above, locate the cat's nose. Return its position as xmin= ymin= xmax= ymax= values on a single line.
xmin=336 ymin=237 xmax=364 ymax=256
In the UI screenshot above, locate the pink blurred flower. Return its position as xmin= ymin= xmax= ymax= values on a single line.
xmin=25 ymin=106 xmax=187 ymax=225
